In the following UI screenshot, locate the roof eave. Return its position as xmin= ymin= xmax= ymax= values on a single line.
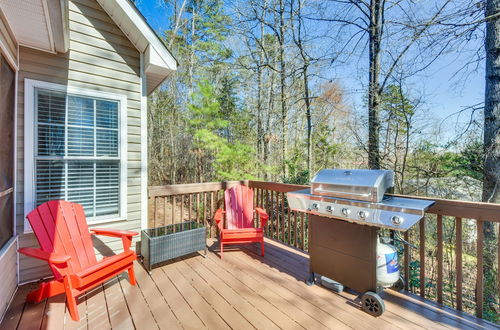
xmin=95 ymin=0 xmax=177 ymax=95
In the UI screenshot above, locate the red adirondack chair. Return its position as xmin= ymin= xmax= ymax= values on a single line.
xmin=214 ymin=185 xmax=269 ymax=258
xmin=18 ymin=200 xmax=138 ymax=321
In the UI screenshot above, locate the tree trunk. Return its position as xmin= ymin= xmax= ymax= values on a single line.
xmin=368 ymin=0 xmax=382 ymax=169
xmin=264 ymin=69 xmax=275 ymax=181
xmin=256 ymin=1 xmax=266 ymax=170
xmin=303 ymin=65 xmax=312 ymax=176
xmin=188 ymin=9 xmax=196 ymax=96
xmin=483 ymin=0 xmax=500 ymax=318
xmin=279 ymin=0 xmax=288 ymax=179
xmin=293 ymin=0 xmax=313 ymax=177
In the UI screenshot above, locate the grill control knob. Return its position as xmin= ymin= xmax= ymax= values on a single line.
xmin=391 ymin=215 xmax=404 ymax=226
xmin=326 ymin=205 xmax=334 ymax=213
xmin=358 ymin=210 xmax=369 ymax=219
xmin=341 ymin=208 xmax=351 ymax=216
xmin=311 ymin=203 xmax=319 ymax=211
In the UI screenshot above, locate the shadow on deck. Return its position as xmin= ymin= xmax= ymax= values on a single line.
xmin=1 ymin=238 xmax=498 ymax=329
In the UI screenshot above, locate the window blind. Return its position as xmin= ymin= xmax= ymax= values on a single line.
xmin=35 ymin=88 xmax=121 ymax=220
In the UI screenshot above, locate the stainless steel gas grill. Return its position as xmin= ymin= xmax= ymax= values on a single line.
xmin=288 ymin=169 xmax=433 ymax=231
xmin=286 ymin=169 xmax=435 ymax=316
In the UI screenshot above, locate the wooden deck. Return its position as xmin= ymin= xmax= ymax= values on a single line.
xmin=1 ymin=238 xmax=498 ymax=330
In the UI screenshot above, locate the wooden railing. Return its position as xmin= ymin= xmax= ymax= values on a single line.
xmin=148 ymin=180 xmax=500 ymax=321
xmin=148 ymin=180 xmax=248 ymax=237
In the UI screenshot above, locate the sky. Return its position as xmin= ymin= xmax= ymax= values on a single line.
xmin=135 ymin=0 xmax=485 ymax=141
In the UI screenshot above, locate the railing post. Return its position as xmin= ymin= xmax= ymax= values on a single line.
xmin=281 ymin=192 xmax=285 ymax=243
xmin=180 ymin=194 xmax=184 ymax=222
xmin=419 ymin=217 xmax=426 ymax=298
xmin=301 ymin=212 xmax=305 ymax=251
xmin=276 ymin=192 xmax=280 ymax=241
xmin=163 ymin=196 xmax=167 ymax=226
xmin=437 ymin=214 xmax=443 ymax=304
xmin=189 ymin=193 xmax=193 ymax=221
xmin=404 ymin=231 xmax=410 ymax=292
xmin=456 ymin=217 xmax=463 ymax=311
xmin=476 ymin=220 xmax=484 ymax=318
xmin=171 ymin=195 xmax=175 ymax=225
xmin=265 ymin=189 xmax=270 ymax=236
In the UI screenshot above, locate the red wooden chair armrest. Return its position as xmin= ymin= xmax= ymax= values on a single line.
xmin=254 ymin=207 xmax=269 ymax=228
xmin=90 ymin=228 xmax=138 ymax=238
xmin=214 ymin=209 xmax=225 ymax=231
xmin=90 ymin=228 xmax=138 ymax=252
xmin=18 ymin=247 xmax=71 ymax=264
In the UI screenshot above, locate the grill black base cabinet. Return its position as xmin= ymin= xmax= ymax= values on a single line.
xmin=307 ymin=215 xmax=386 ymax=316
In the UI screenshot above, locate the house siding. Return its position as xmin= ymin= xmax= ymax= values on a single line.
xmin=16 ymin=0 xmax=143 ymax=283
xmin=0 ymin=239 xmax=18 ymax=321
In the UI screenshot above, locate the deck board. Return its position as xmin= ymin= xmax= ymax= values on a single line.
xmin=150 ymin=264 xmax=207 ymax=329
xmin=242 ymin=240 xmax=437 ymax=329
xmin=200 ymin=248 xmax=300 ymax=329
xmin=219 ymin=251 xmax=348 ymax=329
xmin=133 ymin=258 xmax=180 ymax=329
xmin=162 ymin=264 xmax=232 ymax=330
xmin=236 ymin=243 xmax=400 ymax=330
xmin=103 ymin=277 xmax=135 ymax=329
xmin=245 ymin=239 xmax=484 ymax=330
xmin=85 ymin=285 xmax=111 ymax=330
xmin=1 ymin=284 xmax=32 ymax=329
xmin=184 ymin=256 xmax=281 ymax=330
xmin=16 ymin=285 xmax=46 ymax=330
xmin=40 ymin=295 xmax=65 ymax=330
xmin=244 ymin=244 xmax=447 ymax=329
xmin=174 ymin=259 xmax=254 ymax=330
xmin=118 ymin=274 xmax=158 ymax=330
xmin=2 ymin=238 xmax=499 ymax=330
xmin=64 ymin=295 xmax=87 ymax=330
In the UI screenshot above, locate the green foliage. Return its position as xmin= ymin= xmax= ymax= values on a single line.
xmin=284 ymin=155 xmax=310 ymax=185
xmin=188 ymin=81 xmax=258 ymax=180
xmin=380 ymin=84 xmax=415 ymax=131
xmin=312 ymin=122 xmax=341 ymax=171
xmin=440 ymin=140 xmax=484 ymax=180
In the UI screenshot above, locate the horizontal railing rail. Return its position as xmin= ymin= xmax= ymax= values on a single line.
xmin=148 ymin=180 xmax=500 ymax=322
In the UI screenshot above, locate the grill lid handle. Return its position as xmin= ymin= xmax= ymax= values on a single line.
xmin=313 ymin=187 xmax=371 ymax=199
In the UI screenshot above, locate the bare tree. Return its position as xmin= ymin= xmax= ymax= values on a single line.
xmin=277 ymin=0 xmax=288 ymax=178
xmin=483 ymin=0 xmax=500 ymax=317
xmin=290 ymin=0 xmax=314 ymax=176
xmin=309 ymin=0 xmax=453 ymax=168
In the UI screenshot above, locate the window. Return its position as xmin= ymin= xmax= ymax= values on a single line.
xmin=25 ymin=80 xmax=127 ymax=227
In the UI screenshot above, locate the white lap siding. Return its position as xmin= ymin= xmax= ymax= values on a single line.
xmin=0 ymin=240 xmax=17 ymax=321
xmin=16 ymin=0 xmax=143 ymax=283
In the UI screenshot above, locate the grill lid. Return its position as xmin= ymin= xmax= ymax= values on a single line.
xmin=311 ymin=169 xmax=394 ymax=203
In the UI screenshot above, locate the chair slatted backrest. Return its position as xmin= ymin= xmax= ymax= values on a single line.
xmin=26 ymin=200 xmax=97 ymax=279
xmin=224 ymin=185 xmax=254 ymax=229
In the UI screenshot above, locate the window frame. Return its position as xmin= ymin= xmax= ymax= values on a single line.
xmin=24 ymin=79 xmax=128 ymax=232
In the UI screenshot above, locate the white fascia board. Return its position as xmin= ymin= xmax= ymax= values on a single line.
xmin=144 ymin=44 xmax=173 ymax=93
xmin=96 ymin=0 xmax=177 ymax=70
xmin=95 ymin=0 xmax=177 ymax=94
xmin=46 ymin=0 xmax=69 ymax=53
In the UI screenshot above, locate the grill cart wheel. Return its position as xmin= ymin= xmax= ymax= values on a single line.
xmin=306 ymin=272 xmax=316 ymax=286
xmin=361 ymin=291 xmax=385 ymax=316
xmin=391 ymin=276 xmax=405 ymax=292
